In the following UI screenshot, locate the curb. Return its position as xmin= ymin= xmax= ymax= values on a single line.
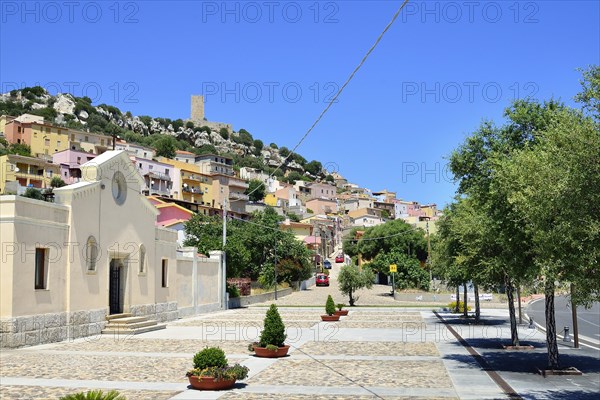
xmin=525 ymin=299 xmax=600 ymax=351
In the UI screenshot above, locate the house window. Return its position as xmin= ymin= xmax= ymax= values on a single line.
xmin=139 ymin=163 xmax=142 ymax=168
xmin=34 ymin=248 xmax=48 ymax=289
xmin=77 ymin=157 xmax=81 ymax=164
xmin=149 ymin=165 xmax=153 ymax=170
xmin=85 ymin=136 xmax=89 ymax=142
xmin=18 ymin=127 xmax=22 ymax=133
xmin=161 ymin=259 xmax=168 ymax=287
xmin=139 ymin=245 xmax=146 ymax=273
xmin=101 ymin=139 xmax=104 ymax=146
xmin=165 ymin=168 xmax=169 ymax=175
xmin=57 ymin=140 xmax=61 ymax=147
xmin=45 ymin=138 xmax=50 ymax=146
xmin=86 ymin=236 xmax=98 ymax=271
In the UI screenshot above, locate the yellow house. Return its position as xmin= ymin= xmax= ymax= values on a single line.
xmin=280 ymin=221 xmax=313 ymax=242
xmin=159 ymin=157 xmax=213 ymax=205
xmin=0 ymin=154 xmax=60 ymax=194
xmin=265 ymin=193 xmax=278 ymax=207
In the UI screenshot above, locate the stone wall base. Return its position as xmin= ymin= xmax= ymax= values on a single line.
xmin=129 ymin=301 xmax=178 ymax=322
xmin=0 ymin=308 xmax=107 ymax=349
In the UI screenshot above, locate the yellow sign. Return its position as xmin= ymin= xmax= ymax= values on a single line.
xmin=389 ymin=264 xmax=397 ymax=273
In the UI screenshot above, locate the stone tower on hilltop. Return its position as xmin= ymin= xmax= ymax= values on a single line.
xmin=191 ymin=95 xmax=205 ymax=122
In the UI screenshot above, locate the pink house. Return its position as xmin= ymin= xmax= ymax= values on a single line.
xmin=306 ymin=197 xmax=338 ymax=215
xmin=52 ymin=149 xmax=97 ymax=184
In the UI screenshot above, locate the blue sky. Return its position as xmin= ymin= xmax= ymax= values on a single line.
xmin=1 ymin=1 xmax=599 ymax=206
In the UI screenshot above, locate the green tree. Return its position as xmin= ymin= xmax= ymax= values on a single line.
xmin=279 ymin=146 xmax=290 ymax=157
xmin=245 ymin=179 xmax=266 ymax=202
xmin=305 ymin=160 xmax=322 ymax=176
xmin=338 ymin=265 xmax=374 ymax=306
xmin=365 ymin=251 xmax=429 ymax=291
xmin=152 ymin=135 xmax=177 ymax=158
xmin=575 ymin=65 xmax=600 ymax=120
xmin=497 ymin=108 xmax=600 ymax=368
xmin=50 ymin=176 xmax=66 ymax=188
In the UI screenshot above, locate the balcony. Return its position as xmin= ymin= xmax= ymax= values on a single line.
xmin=229 ymin=192 xmax=249 ymax=201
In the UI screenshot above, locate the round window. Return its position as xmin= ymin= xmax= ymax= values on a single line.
xmin=111 ymin=171 xmax=127 ymax=205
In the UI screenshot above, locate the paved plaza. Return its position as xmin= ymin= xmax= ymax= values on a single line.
xmin=1 ymin=284 xmax=599 ymax=399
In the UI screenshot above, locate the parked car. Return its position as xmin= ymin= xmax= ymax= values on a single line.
xmin=323 ymin=260 xmax=332 ymax=269
xmin=335 ymin=254 xmax=344 ymax=263
xmin=316 ymin=273 xmax=329 ymax=286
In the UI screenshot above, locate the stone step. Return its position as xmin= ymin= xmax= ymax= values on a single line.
xmin=105 ymin=316 xmax=150 ymax=325
xmin=101 ymin=323 xmax=166 ymax=335
xmin=105 ymin=320 xmax=158 ymax=330
xmin=106 ymin=313 xmax=133 ymax=321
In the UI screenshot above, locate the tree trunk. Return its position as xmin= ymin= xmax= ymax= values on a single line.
xmin=545 ymin=278 xmax=560 ymax=369
xmin=349 ymin=288 xmax=355 ymax=306
xmin=474 ymin=283 xmax=480 ymax=322
xmin=505 ymin=276 xmax=519 ymax=346
xmin=463 ymin=283 xmax=468 ymax=317
xmin=455 ymin=286 xmax=460 ymax=313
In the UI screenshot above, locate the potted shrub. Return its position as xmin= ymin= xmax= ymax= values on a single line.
xmin=334 ymin=303 xmax=349 ymax=316
xmin=252 ymin=304 xmax=290 ymax=358
xmin=321 ymin=295 xmax=340 ymax=321
xmin=186 ymin=346 xmax=249 ymax=390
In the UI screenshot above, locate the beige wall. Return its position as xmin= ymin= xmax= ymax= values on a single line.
xmin=0 ymin=196 xmax=70 ymax=318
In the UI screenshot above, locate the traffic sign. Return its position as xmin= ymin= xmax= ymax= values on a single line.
xmin=390 ymin=264 xmax=397 ymax=273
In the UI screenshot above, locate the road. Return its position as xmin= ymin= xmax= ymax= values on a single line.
xmin=527 ymin=296 xmax=600 ymax=347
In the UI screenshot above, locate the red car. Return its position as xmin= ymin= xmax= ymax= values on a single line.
xmin=335 ymin=255 xmax=344 ymax=263
xmin=316 ymin=273 xmax=329 ymax=287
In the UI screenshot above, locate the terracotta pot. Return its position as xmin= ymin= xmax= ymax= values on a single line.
xmin=188 ymin=375 xmax=236 ymax=390
xmin=321 ymin=314 xmax=340 ymax=321
xmin=253 ymin=344 xmax=290 ymax=358
xmin=334 ymin=310 xmax=349 ymax=316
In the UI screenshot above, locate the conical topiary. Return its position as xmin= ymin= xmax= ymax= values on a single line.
xmin=258 ymin=304 xmax=286 ymax=347
xmin=325 ymin=295 xmax=336 ymax=316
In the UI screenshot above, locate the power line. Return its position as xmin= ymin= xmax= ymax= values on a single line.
xmin=247 ymin=0 xmax=410 ymax=197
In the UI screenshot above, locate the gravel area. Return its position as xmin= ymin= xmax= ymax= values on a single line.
xmin=247 ymin=359 xmax=453 ymax=388
xmin=298 ymin=341 xmax=439 ymax=356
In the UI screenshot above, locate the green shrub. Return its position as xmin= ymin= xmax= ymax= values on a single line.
xmin=59 ymin=390 xmax=125 ymax=400
xmin=259 ymin=304 xmax=286 ymax=347
xmin=325 ymin=295 xmax=336 ymax=316
xmin=22 ymin=187 xmax=44 ymax=200
xmin=193 ymin=347 xmax=227 ymax=370
xmin=448 ymin=301 xmax=472 ymax=313
xmin=227 ymin=283 xmax=240 ymax=298
xmin=336 ymin=303 xmax=345 ymax=311
xmin=219 ymin=127 xmax=229 ymax=140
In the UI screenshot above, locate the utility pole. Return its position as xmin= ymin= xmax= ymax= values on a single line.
xmin=274 ymin=237 xmax=278 ymax=300
xmin=426 ymin=220 xmax=432 ymax=285
xmin=222 ymin=199 xmax=227 ymax=309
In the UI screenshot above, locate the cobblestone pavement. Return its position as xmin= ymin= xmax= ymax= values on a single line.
xmin=1 ymin=273 xmax=504 ymax=400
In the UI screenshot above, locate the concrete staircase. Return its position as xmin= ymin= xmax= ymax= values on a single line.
xmin=102 ymin=313 xmax=166 ymax=335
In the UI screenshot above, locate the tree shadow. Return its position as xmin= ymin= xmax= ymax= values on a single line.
xmin=520 ymin=390 xmax=600 ymax=400
xmin=444 ymin=350 xmax=600 ymax=374
xmin=441 ymin=316 xmax=508 ymax=326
